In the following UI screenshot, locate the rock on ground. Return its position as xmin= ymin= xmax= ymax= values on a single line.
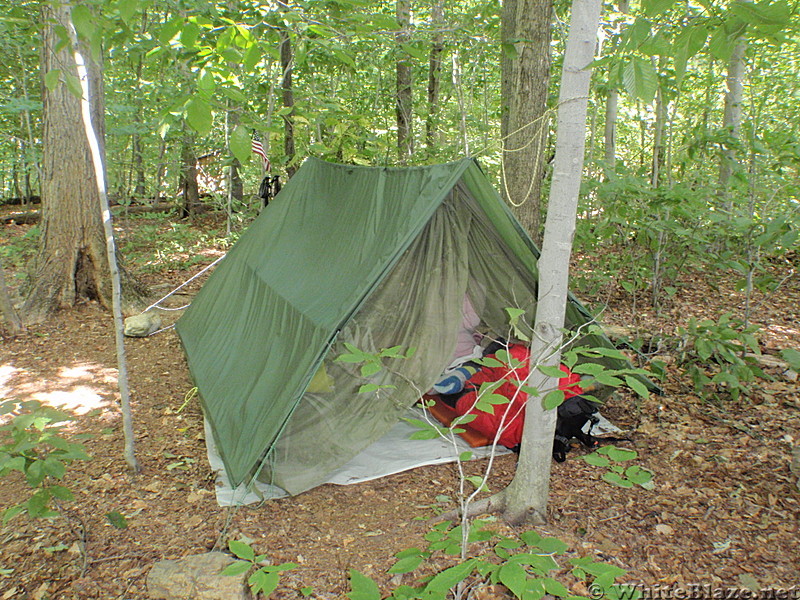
xmin=146 ymin=552 xmax=251 ymax=600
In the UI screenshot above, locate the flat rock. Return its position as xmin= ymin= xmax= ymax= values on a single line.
xmin=146 ymin=551 xmax=251 ymax=600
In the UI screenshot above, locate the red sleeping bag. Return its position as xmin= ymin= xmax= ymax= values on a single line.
xmin=454 ymin=344 xmax=584 ymax=449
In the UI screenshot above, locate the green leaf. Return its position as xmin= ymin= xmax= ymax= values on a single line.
xmin=43 ymin=457 xmax=66 ymax=479
xmin=625 ymin=465 xmax=654 ymax=486
xmin=730 ymin=0 xmax=790 ymax=33
xmin=64 ymin=73 xmax=84 ymax=100
xmin=48 ymin=485 xmax=73 ymax=501
xmin=347 ymin=569 xmax=381 ymax=600
xmin=196 ymin=69 xmax=216 ymax=95
xmin=44 ymin=69 xmax=61 ymax=91
xmin=544 ymin=577 xmax=571 ymax=597
xmin=106 ymin=510 xmax=128 ymax=529
xmin=466 ymin=475 xmax=486 ymax=491
xmin=2 ymin=504 xmax=25 ymax=524
xmin=602 ymin=471 xmax=634 ymax=488
xmin=158 ymin=17 xmax=182 ymax=45
xmin=229 ymin=124 xmax=252 ymax=164
xmin=249 ymin=569 xmax=280 ymax=595
xmin=519 ymin=530 xmax=541 ymax=546
xmin=623 ymin=17 xmax=652 ymax=50
xmin=425 ymin=559 xmax=477 ymax=593
xmin=243 ymin=44 xmax=262 ymax=71
xmin=228 ymin=540 xmax=255 ymax=562
xmin=538 ymin=365 xmax=564 ymax=378
xmin=221 ymin=560 xmax=252 ymax=576
xmin=595 ymin=371 xmax=624 ymax=387
xmin=70 ymin=4 xmax=95 ymax=41
xmin=26 ymin=460 xmax=46 ymax=487
xmin=475 ymin=393 xmax=509 ymax=414
xmin=534 ymin=536 xmax=569 ymax=554
xmin=641 ymin=0 xmax=677 ymax=17
xmin=582 ymin=452 xmax=611 ymax=467
xmin=360 ymin=361 xmax=382 ymax=377
xmin=600 ymin=446 xmax=638 ymax=461
xmin=186 ymin=97 xmax=213 ymax=136
xmin=26 ymin=489 xmax=54 ymax=518
xmin=622 ymin=57 xmax=658 ymax=104
xmin=624 ymin=375 xmax=650 ymax=399
xmin=115 ymin=0 xmax=139 ymax=25
xmin=451 ymin=412 xmax=477 ymax=426
xmin=708 ymin=24 xmax=735 ymax=62
xmin=180 ymin=21 xmax=201 ymax=48
xmin=543 ymin=389 xmax=565 ymax=410
xmin=780 ymin=348 xmax=800 ymax=371
xmin=388 ymin=553 xmax=425 ymax=574
xmin=497 ymin=560 xmax=528 ymax=596
xmin=220 ymin=87 xmax=248 ymax=103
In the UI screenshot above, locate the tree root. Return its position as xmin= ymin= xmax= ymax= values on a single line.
xmin=435 ymin=490 xmax=508 ymax=523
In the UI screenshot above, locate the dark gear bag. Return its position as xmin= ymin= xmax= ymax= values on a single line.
xmin=552 ymin=395 xmax=600 ymax=462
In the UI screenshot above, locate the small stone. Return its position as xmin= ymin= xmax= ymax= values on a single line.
xmin=124 ymin=311 xmax=162 ymax=337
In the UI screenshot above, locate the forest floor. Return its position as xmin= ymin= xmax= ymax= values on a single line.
xmin=0 ymin=210 xmax=799 ymax=600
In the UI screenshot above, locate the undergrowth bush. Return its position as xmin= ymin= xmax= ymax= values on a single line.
xmin=0 ymin=399 xmax=90 ymax=523
xmin=348 ymin=519 xmax=640 ymax=600
xmin=676 ymin=314 xmax=766 ymax=401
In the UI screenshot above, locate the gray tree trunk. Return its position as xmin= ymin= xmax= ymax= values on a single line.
xmin=503 ymin=0 xmax=602 ymax=526
xmin=425 ymin=0 xmax=445 ymax=155
xmin=396 ymin=0 xmax=414 ymax=163
xmin=603 ymin=0 xmax=628 ymax=170
xmin=718 ymin=35 xmax=747 ymax=200
xmin=500 ymin=0 xmax=553 ymax=244
xmin=278 ymin=1 xmax=296 ymax=178
xmin=178 ymin=134 xmax=199 ymax=218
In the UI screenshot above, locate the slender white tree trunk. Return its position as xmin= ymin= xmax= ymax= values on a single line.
xmin=718 ymin=35 xmax=747 ymax=203
xmin=502 ymin=0 xmax=602 ymax=525
xmin=68 ymin=11 xmax=140 ymax=473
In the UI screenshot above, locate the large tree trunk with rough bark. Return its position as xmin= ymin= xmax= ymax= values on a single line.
xmin=500 ymin=0 xmax=553 ymax=243
xmin=23 ymin=2 xmax=112 ymax=323
xmin=502 ymin=0 xmax=602 ymax=526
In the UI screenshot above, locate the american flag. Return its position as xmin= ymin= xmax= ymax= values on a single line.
xmin=251 ymin=136 xmax=270 ymax=171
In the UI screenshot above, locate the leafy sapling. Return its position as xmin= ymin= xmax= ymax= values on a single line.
xmin=582 ymin=445 xmax=654 ymax=489
xmin=349 ymin=520 xmax=642 ymax=600
xmin=223 ymin=539 xmax=298 ymax=597
xmin=0 ymin=399 xmax=91 ymax=523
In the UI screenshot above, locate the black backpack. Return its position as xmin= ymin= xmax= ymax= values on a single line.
xmin=552 ymin=396 xmax=600 ymax=462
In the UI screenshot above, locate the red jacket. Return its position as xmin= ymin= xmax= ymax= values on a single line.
xmin=454 ymin=344 xmax=584 ymax=448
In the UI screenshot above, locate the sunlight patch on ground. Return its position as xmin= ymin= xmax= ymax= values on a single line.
xmin=0 ymin=363 xmax=20 ymax=398
xmin=0 ymin=361 xmax=119 ymax=418
xmin=199 ymin=248 xmax=225 ymax=258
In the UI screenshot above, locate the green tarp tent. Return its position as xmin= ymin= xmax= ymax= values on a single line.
xmin=176 ymin=157 xmax=633 ymax=495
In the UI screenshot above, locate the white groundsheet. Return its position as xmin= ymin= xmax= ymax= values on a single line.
xmin=206 ymin=408 xmax=619 ymax=507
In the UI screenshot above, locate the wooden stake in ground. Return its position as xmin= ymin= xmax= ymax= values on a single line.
xmin=67 ymin=13 xmax=140 ymax=473
xmin=502 ymin=0 xmax=602 ymax=525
